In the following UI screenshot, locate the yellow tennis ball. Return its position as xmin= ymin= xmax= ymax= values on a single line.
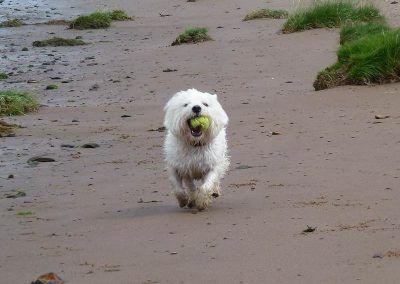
xmin=189 ymin=116 xmax=210 ymax=131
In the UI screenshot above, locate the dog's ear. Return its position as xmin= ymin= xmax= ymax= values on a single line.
xmin=212 ymin=94 xmax=218 ymax=100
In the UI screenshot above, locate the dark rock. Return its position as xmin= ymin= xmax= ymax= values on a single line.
xmin=163 ymin=68 xmax=178 ymax=72
xmin=27 ymin=156 xmax=56 ymax=163
xmin=81 ymin=143 xmax=100 ymax=149
xmin=302 ymin=226 xmax=316 ymax=234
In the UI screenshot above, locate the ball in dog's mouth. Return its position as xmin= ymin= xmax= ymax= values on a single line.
xmin=188 ymin=116 xmax=210 ymax=137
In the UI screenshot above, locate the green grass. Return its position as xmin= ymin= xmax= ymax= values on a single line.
xmin=0 ymin=91 xmax=39 ymax=116
xmin=0 ymin=18 xmax=24 ymax=28
xmin=243 ymin=9 xmax=288 ymax=21
xmin=69 ymin=11 xmax=112 ymax=29
xmin=69 ymin=10 xmax=132 ymax=30
xmin=282 ymin=0 xmax=383 ymax=33
xmin=172 ymin=27 xmax=212 ymax=46
xmin=314 ymin=28 xmax=400 ymax=90
xmin=32 ymin=37 xmax=86 ymax=47
xmin=340 ymin=21 xmax=390 ymax=44
xmin=46 ymin=84 xmax=58 ymax=90
xmin=16 ymin=211 xmax=33 ymax=216
xmin=109 ymin=10 xmax=133 ymax=21
xmin=0 ymin=72 xmax=8 ymax=80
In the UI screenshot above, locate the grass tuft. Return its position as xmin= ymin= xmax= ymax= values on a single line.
xmin=109 ymin=10 xmax=133 ymax=21
xmin=314 ymin=29 xmax=400 ymax=90
xmin=0 ymin=90 xmax=39 ymax=116
xmin=244 ymin=9 xmax=288 ymax=21
xmin=69 ymin=11 xmax=112 ymax=30
xmin=0 ymin=18 xmax=24 ymax=28
xmin=16 ymin=211 xmax=33 ymax=216
xmin=172 ymin=27 xmax=212 ymax=46
xmin=340 ymin=21 xmax=390 ymax=44
xmin=69 ymin=10 xmax=132 ymax=29
xmin=0 ymin=72 xmax=8 ymax=80
xmin=282 ymin=0 xmax=383 ymax=33
xmin=32 ymin=37 xmax=86 ymax=47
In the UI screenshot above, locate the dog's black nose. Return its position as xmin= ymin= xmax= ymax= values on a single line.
xmin=192 ymin=105 xmax=201 ymax=114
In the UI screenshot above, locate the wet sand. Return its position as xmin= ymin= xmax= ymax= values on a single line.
xmin=1 ymin=0 xmax=400 ymax=283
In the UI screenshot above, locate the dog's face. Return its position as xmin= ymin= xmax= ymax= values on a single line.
xmin=164 ymin=89 xmax=228 ymax=145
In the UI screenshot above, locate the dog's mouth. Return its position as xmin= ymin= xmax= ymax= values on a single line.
xmin=187 ymin=119 xmax=203 ymax=137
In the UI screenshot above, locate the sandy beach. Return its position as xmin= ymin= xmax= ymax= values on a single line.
xmin=1 ymin=0 xmax=400 ymax=283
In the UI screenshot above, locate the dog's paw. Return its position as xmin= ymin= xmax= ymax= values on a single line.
xmin=187 ymin=200 xmax=196 ymax=209
xmin=175 ymin=192 xmax=189 ymax=208
xmin=211 ymin=186 xmax=221 ymax=198
xmin=195 ymin=191 xmax=212 ymax=211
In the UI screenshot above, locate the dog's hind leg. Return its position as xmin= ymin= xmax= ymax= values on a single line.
xmin=169 ymin=169 xmax=189 ymax=208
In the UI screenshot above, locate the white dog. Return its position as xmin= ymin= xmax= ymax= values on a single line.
xmin=163 ymin=89 xmax=229 ymax=211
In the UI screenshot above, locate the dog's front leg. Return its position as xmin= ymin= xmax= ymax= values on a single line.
xmin=183 ymin=177 xmax=197 ymax=209
xmin=169 ymin=168 xmax=189 ymax=208
xmin=196 ymin=170 xmax=220 ymax=210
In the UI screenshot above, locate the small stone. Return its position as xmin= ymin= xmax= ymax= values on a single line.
xmin=121 ymin=114 xmax=131 ymax=118
xmin=302 ymin=226 xmax=316 ymax=234
xmin=27 ymin=156 xmax=56 ymax=163
xmin=373 ymin=253 xmax=384 ymax=259
xmin=374 ymin=114 xmax=390 ymax=119
xmin=60 ymin=144 xmax=75 ymax=148
xmin=81 ymin=143 xmax=100 ymax=148
xmin=163 ymin=68 xmax=178 ymax=72
xmin=31 ymin=272 xmax=64 ymax=284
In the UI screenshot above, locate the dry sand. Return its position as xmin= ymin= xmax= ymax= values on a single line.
xmin=1 ymin=0 xmax=400 ymax=283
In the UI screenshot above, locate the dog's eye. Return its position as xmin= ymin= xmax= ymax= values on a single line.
xmin=202 ymin=102 xmax=209 ymax=107
xmin=183 ymin=103 xmax=188 ymax=107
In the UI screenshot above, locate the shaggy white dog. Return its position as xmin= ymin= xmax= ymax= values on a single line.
xmin=163 ymin=89 xmax=229 ymax=211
